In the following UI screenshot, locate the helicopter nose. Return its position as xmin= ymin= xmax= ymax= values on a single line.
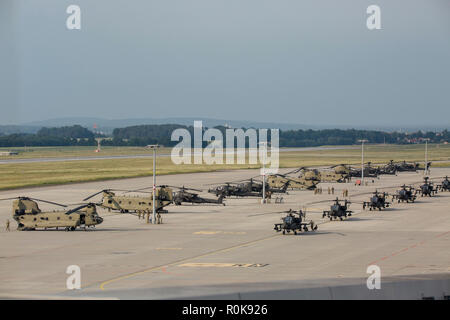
xmin=96 ymin=217 xmax=104 ymax=224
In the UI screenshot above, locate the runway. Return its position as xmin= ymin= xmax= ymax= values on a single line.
xmin=0 ymin=146 xmax=359 ymax=164
xmin=0 ymin=168 xmax=449 ymax=299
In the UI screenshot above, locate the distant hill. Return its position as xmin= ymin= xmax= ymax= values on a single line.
xmin=1 ymin=117 xmax=449 ymax=136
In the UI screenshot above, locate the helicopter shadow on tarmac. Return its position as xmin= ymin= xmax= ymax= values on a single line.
xmin=286 ymin=231 xmax=347 ymax=237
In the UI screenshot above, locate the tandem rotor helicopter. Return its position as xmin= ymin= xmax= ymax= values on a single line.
xmin=82 ymin=187 xmax=174 ymax=214
xmin=0 ymin=197 xmax=103 ymax=231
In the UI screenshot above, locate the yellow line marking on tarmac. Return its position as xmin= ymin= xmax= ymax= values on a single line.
xmin=98 ymin=206 xmax=368 ymax=291
xmin=178 ymin=263 xmax=269 ymax=268
xmin=98 ymin=233 xmax=279 ymax=290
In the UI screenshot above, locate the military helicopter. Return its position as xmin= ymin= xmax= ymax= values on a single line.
xmin=0 ymin=197 xmax=103 ymax=231
xmin=438 ymin=176 xmax=450 ymax=192
xmin=348 ymin=163 xmax=379 ymax=179
xmin=362 ymin=190 xmax=390 ymax=211
xmin=377 ymin=160 xmax=398 ymax=175
xmin=266 ymin=174 xmax=318 ymax=190
xmin=233 ymin=177 xmax=290 ymax=194
xmin=82 ymin=186 xmax=173 ymax=214
xmin=416 ymin=177 xmax=438 ymax=197
xmin=319 ymin=165 xmax=352 ymax=183
xmin=207 ymin=182 xmax=273 ymax=198
xmin=273 ymin=209 xmax=318 ymax=235
xmin=170 ymin=186 xmax=226 ymax=206
xmin=392 ymin=185 xmax=417 ymax=203
xmin=322 ymin=198 xmax=353 ymax=220
xmin=390 ymin=160 xmax=429 ymax=172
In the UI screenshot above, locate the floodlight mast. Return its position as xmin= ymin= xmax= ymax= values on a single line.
xmin=146 ymin=144 xmax=160 ymax=224
xmin=423 ymin=138 xmax=431 ymax=175
xmin=358 ymin=139 xmax=368 ymax=186
xmin=259 ymin=141 xmax=269 ymax=204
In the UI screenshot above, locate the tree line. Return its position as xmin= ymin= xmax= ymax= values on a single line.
xmin=0 ymin=124 xmax=448 ymax=148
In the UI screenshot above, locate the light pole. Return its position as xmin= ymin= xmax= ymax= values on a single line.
xmin=146 ymin=144 xmax=160 ymax=224
xmin=358 ymin=139 xmax=368 ymax=186
xmin=259 ymin=142 xmax=268 ymax=204
xmin=424 ymin=138 xmax=430 ymax=175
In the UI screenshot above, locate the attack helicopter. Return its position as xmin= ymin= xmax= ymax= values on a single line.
xmin=438 ymin=176 xmax=450 ymax=192
xmin=273 ymin=209 xmax=318 ymax=235
xmin=388 ymin=160 xmax=430 ymax=172
xmin=416 ymin=177 xmax=438 ymax=197
xmin=0 ymin=197 xmax=103 ymax=231
xmin=362 ymin=190 xmax=390 ymax=211
xmin=233 ymin=177 xmax=290 ymax=194
xmin=170 ymin=186 xmax=226 ymax=206
xmin=207 ymin=182 xmax=273 ymax=198
xmin=377 ymin=160 xmax=398 ymax=175
xmin=82 ymin=186 xmax=173 ymax=214
xmin=322 ymin=198 xmax=353 ymax=221
xmin=392 ymin=185 xmax=417 ymax=203
xmin=348 ymin=163 xmax=379 ymax=179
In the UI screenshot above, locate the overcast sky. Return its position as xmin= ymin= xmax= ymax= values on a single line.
xmin=1 ymin=0 xmax=449 ymax=127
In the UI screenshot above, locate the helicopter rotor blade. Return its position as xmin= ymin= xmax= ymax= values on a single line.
xmin=0 ymin=196 xmax=67 ymax=207
xmin=27 ymin=197 xmax=68 ymax=207
xmin=65 ymin=203 xmax=91 ymax=215
xmin=83 ymin=190 xmax=108 ymax=201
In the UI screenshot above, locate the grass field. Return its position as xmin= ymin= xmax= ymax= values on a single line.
xmin=0 ymin=146 xmax=173 ymax=159
xmin=0 ymin=144 xmax=449 ymax=190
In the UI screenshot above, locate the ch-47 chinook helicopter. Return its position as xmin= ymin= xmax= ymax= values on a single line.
xmin=438 ymin=176 xmax=450 ymax=192
xmin=322 ymin=198 xmax=353 ymax=220
xmin=273 ymin=209 xmax=318 ymax=235
xmin=281 ymin=165 xmax=350 ymax=184
xmin=266 ymin=173 xmax=318 ymax=190
xmin=319 ymin=165 xmax=352 ymax=183
xmin=416 ymin=177 xmax=438 ymax=197
xmin=362 ymin=190 xmax=390 ymax=211
xmin=0 ymin=197 xmax=103 ymax=231
xmin=82 ymin=186 xmax=173 ymax=214
xmin=392 ymin=185 xmax=417 ymax=203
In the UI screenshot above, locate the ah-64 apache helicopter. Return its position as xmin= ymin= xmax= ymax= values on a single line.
xmin=362 ymin=190 xmax=390 ymax=211
xmin=387 ymin=160 xmax=431 ymax=173
xmin=273 ymin=209 xmax=318 ymax=235
xmin=322 ymin=198 xmax=353 ymax=221
xmin=207 ymin=180 xmax=279 ymax=198
xmin=392 ymin=185 xmax=417 ymax=203
xmin=166 ymin=185 xmax=225 ymax=206
xmin=416 ymin=177 xmax=438 ymax=197
xmin=438 ymin=176 xmax=450 ymax=192
xmin=83 ymin=186 xmax=173 ymax=214
xmin=233 ymin=177 xmax=290 ymax=194
xmin=0 ymin=197 xmax=103 ymax=231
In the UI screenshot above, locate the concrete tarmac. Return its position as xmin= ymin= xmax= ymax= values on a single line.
xmin=0 ymin=168 xmax=449 ymax=299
